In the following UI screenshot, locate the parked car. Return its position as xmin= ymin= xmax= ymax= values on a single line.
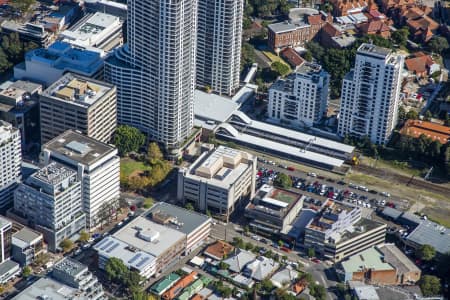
xmin=380 ymin=191 xmax=391 ymax=197
xmin=307 ymin=172 xmax=317 ymax=177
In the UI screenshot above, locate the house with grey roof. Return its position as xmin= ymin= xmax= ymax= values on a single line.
xmin=223 ymin=249 xmax=256 ymax=273
xmin=243 ymin=256 xmax=280 ymax=281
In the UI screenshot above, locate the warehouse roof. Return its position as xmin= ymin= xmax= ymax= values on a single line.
xmin=406 ymin=221 xmax=450 ymax=255
xmin=341 ymin=247 xmax=394 ymax=274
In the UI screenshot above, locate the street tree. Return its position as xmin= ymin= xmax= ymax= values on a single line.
xmin=406 ymin=109 xmax=418 ymax=120
xmin=417 ymin=244 xmax=436 ymax=261
xmin=185 ymin=203 xmax=194 ymax=211
xmin=78 ymin=230 xmax=90 ymax=243
xmin=143 ymin=197 xmax=154 ymax=209
xmin=59 ymin=239 xmax=74 ymax=253
xmin=307 ymin=247 xmax=315 ymax=258
xmin=274 ymin=173 xmax=292 ymax=188
xmin=22 ymin=266 xmax=32 ymax=278
xmin=419 ymin=275 xmax=442 ymax=296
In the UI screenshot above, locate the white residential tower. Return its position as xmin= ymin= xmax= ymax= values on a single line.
xmin=0 ymin=121 xmax=21 ymax=209
xmin=338 ymin=43 xmax=404 ymax=144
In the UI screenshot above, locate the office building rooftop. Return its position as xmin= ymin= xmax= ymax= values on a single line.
xmin=53 ymin=258 xmax=86 ymax=278
xmin=358 ymin=43 xmax=392 ymax=58
xmin=42 ymin=73 xmax=114 ymax=107
xmin=93 ymin=236 xmax=156 ymax=272
xmin=13 ymin=227 xmax=42 ymax=245
xmin=187 ymin=146 xmax=254 ymax=188
xmin=12 ymin=278 xmax=78 ymax=300
xmin=43 ymin=130 xmax=117 ymax=166
xmin=0 ymin=216 xmax=11 ymax=229
xmin=147 ymin=202 xmax=211 ymax=236
xmin=0 ymin=121 xmax=18 ymax=143
xmin=113 ymin=216 xmax=185 ymax=257
xmin=60 ymin=12 xmax=120 ymax=45
xmin=30 ymin=162 xmax=76 ymax=187
xmin=24 ymin=41 xmax=104 ymax=74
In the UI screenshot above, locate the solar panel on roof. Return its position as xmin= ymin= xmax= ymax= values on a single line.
xmin=94 ymin=238 xmax=109 ymax=249
xmin=106 ymin=242 xmax=120 ymax=253
xmin=101 ymin=240 xmax=114 ymax=251
xmin=136 ymin=256 xmax=150 ymax=268
xmin=128 ymin=253 xmax=142 ymax=264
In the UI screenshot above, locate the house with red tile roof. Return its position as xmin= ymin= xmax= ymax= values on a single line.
xmin=357 ymin=19 xmax=391 ymax=37
xmin=404 ymin=52 xmax=440 ymax=77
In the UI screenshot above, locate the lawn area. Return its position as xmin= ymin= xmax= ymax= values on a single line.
xmin=421 ymin=207 xmax=450 ymax=228
xmin=262 ymin=50 xmax=291 ymax=69
xmin=120 ymin=158 xmax=152 ymax=178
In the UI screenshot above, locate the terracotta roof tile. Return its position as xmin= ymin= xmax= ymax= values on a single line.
xmin=204 ymin=241 xmax=235 ymax=260
xmin=281 ymin=48 xmax=305 ymax=67
xmin=322 ymin=22 xmax=341 ymax=37
xmin=400 ymin=120 xmax=450 ymax=144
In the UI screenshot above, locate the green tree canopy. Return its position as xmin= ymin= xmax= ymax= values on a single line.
xmin=310 ymin=283 xmax=327 ymax=300
xmin=429 ymin=36 xmax=449 ymax=54
xmin=185 ymin=203 xmax=194 ymax=211
xmin=147 ymin=142 xmax=164 ymax=165
xmin=78 ymin=230 xmax=90 ymax=243
xmin=417 ymin=244 xmax=436 ymax=261
xmin=113 ymin=125 xmax=146 ymax=156
xmin=10 ymin=0 xmax=36 ymax=13
xmin=271 ymin=61 xmax=290 ymax=76
xmin=406 ymin=109 xmax=419 ymax=120
xmin=59 ymin=239 xmax=74 ymax=253
xmin=22 ymin=266 xmax=32 ymax=278
xmin=143 ymin=197 xmax=154 ymax=209
xmin=307 ymin=247 xmax=315 ymax=258
xmin=391 ymin=27 xmax=409 ymax=47
xmin=105 ymin=257 xmax=129 ymax=283
xmin=274 ymin=173 xmax=292 ymax=188
xmin=419 ymin=275 xmax=442 ymax=297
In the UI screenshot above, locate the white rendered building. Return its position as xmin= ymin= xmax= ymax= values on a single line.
xmin=59 ymin=12 xmax=123 ymax=51
xmin=177 ymin=146 xmax=257 ymax=222
xmin=338 ymin=43 xmax=404 ymax=145
xmin=0 ymin=121 xmax=21 ymax=209
xmin=14 ymin=163 xmax=85 ymax=252
xmin=41 ymin=130 xmax=120 ymax=229
xmin=104 ymin=0 xmax=198 ymax=156
xmin=196 ymin=0 xmax=243 ymax=96
xmin=268 ymin=62 xmax=329 ymax=127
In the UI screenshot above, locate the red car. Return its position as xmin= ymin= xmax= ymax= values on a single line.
xmin=287 ymin=166 xmax=295 ymax=171
xmin=312 ymin=258 xmax=321 ymax=263
xmin=281 ymin=246 xmax=292 ymax=253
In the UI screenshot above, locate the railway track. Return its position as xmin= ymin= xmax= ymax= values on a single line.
xmin=353 ymin=165 xmax=450 ymax=196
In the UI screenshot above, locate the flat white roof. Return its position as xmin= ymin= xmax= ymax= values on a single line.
xmin=243 ymin=118 xmax=354 ymax=154
xmin=113 ymin=216 xmax=186 ymax=257
xmin=217 ymin=125 xmax=344 ymax=168
xmin=260 ymin=197 xmax=289 ymax=209
xmin=194 ymin=90 xmax=239 ymax=123
xmin=93 ymin=236 xmax=156 ymax=272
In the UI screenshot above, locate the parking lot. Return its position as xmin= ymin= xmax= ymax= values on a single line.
xmin=256 ymin=160 xmax=409 ymax=212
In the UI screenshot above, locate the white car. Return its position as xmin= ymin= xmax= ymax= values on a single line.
xmin=381 ymin=191 xmax=391 ymax=197
xmin=308 ymin=172 xmax=317 ymax=177
xmin=251 ymin=235 xmax=260 ymax=241
xmin=358 ymin=186 xmax=369 ymax=192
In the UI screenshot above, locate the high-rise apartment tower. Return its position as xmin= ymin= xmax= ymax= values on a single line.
xmin=104 ymin=0 xmax=198 ymax=156
xmin=0 ymin=121 xmax=21 ymax=209
xmin=338 ymin=43 xmax=404 ymax=144
xmin=196 ymin=0 xmax=243 ymax=96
